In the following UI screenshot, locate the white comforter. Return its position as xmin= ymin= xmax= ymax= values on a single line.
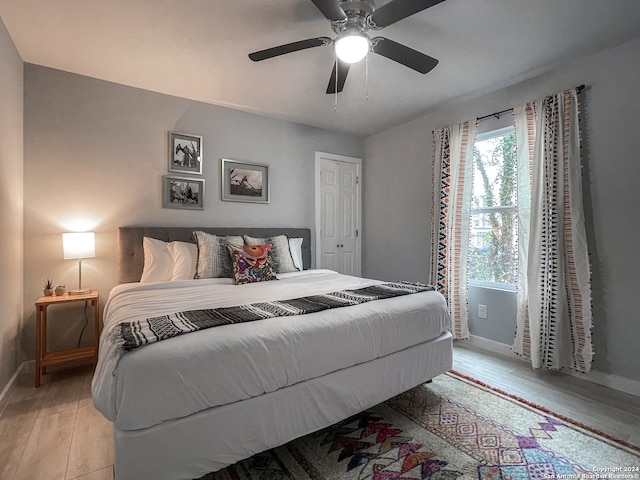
xmin=92 ymin=269 xmax=450 ymax=431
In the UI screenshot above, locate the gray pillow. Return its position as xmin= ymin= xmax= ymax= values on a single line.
xmin=193 ymin=231 xmax=244 ymax=278
xmin=243 ymin=234 xmax=298 ymax=274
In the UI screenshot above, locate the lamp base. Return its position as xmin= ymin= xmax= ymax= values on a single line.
xmin=68 ymin=288 xmax=91 ymax=295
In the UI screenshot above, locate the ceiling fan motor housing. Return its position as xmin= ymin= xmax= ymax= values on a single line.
xmin=332 ymin=0 xmax=377 ymax=35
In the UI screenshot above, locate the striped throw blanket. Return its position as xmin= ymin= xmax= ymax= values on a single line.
xmin=120 ymin=282 xmax=434 ymax=351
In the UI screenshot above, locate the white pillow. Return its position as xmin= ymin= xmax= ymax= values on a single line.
xmin=140 ymin=237 xmax=173 ymax=283
xmin=288 ymin=237 xmax=304 ymax=271
xmin=168 ymin=241 xmax=198 ymax=280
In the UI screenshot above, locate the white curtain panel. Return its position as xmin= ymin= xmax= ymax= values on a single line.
xmin=430 ymin=121 xmax=477 ymax=340
xmin=513 ymin=103 xmax=535 ymax=360
xmin=512 ymin=89 xmax=593 ymax=372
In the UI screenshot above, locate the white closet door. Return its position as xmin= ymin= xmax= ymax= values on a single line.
xmin=315 ymin=152 xmax=362 ymax=276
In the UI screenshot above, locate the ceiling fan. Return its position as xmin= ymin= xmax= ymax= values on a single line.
xmin=248 ymin=0 xmax=445 ymax=94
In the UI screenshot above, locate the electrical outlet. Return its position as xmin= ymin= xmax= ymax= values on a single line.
xmin=478 ymin=304 xmax=488 ymax=319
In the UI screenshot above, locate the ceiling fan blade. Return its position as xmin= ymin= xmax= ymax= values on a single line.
xmin=326 ymin=60 xmax=350 ymax=94
xmin=310 ymin=0 xmax=347 ymax=22
xmin=249 ymin=37 xmax=331 ymax=62
xmin=369 ymin=0 xmax=446 ymax=29
xmin=371 ymin=37 xmax=438 ymax=74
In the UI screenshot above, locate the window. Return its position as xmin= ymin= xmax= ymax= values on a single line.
xmin=468 ymin=126 xmax=517 ymax=290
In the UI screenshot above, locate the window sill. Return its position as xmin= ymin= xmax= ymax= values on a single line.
xmin=469 ymin=282 xmax=516 ymax=293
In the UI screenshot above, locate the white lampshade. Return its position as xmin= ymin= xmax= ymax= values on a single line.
xmin=63 ymin=232 xmax=96 ymax=260
xmin=335 ymin=32 xmax=370 ymax=64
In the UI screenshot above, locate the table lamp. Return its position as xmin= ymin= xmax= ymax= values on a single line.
xmin=63 ymin=232 xmax=95 ymax=295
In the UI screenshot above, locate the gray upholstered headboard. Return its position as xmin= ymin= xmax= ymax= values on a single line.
xmin=118 ymin=226 xmax=312 ymax=284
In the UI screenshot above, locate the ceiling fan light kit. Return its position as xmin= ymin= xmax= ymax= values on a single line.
xmin=248 ymin=0 xmax=445 ymax=94
xmin=334 ymin=29 xmax=370 ymax=64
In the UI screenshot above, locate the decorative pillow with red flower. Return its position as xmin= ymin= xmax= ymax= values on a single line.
xmin=226 ymin=244 xmax=278 ymax=285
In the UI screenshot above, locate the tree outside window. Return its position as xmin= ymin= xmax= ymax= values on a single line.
xmin=468 ymin=128 xmax=517 ymax=288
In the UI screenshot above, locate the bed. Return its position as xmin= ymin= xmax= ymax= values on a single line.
xmin=92 ymin=226 xmax=453 ymax=480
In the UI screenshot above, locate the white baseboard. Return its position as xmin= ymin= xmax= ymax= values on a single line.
xmin=462 ymin=335 xmax=640 ymax=397
xmin=464 ymin=335 xmax=524 ymax=361
xmin=569 ymin=368 xmax=640 ymax=397
xmin=0 ymin=360 xmax=32 ymax=415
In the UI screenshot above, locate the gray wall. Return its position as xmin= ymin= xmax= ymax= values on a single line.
xmin=467 ymin=286 xmax=516 ymax=345
xmin=22 ymin=64 xmax=364 ymax=359
xmin=0 ymin=19 xmax=24 ymax=394
xmin=363 ymin=38 xmax=640 ymax=383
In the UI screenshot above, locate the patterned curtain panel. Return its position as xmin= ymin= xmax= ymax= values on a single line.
xmin=430 ymin=121 xmax=477 ymax=340
xmin=512 ymin=89 xmax=593 ymax=373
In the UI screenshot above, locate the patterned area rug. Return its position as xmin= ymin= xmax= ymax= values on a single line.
xmin=202 ymin=372 xmax=639 ymax=480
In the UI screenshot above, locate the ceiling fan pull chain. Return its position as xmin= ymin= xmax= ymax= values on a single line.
xmin=365 ymin=52 xmax=369 ymax=101
xmin=334 ymin=56 xmax=339 ymax=111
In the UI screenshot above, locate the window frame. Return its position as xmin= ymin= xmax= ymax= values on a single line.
xmin=469 ymin=125 xmax=517 ymax=292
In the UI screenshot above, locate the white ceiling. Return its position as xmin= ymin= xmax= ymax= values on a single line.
xmin=2 ymin=0 xmax=640 ymax=136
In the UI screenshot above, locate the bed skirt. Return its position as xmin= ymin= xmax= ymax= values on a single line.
xmin=113 ymin=330 xmax=453 ymax=480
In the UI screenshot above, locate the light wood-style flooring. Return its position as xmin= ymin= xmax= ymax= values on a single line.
xmin=1 ymin=344 xmax=638 ymax=480
xmin=0 ymin=364 xmax=113 ymax=480
xmin=453 ymin=342 xmax=640 ymax=447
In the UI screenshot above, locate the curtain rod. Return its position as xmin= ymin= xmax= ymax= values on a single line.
xmin=431 ymin=85 xmax=585 ymax=133
xmin=477 ymin=84 xmax=585 ymax=122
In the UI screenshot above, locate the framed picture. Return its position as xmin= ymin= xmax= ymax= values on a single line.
xmin=163 ymin=176 xmax=205 ymax=210
xmin=221 ymin=159 xmax=270 ymax=203
xmin=169 ymin=132 xmax=202 ymax=174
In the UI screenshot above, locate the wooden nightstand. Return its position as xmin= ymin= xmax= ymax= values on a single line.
xmin=34 ymin=290 xmax=100 ymax=388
